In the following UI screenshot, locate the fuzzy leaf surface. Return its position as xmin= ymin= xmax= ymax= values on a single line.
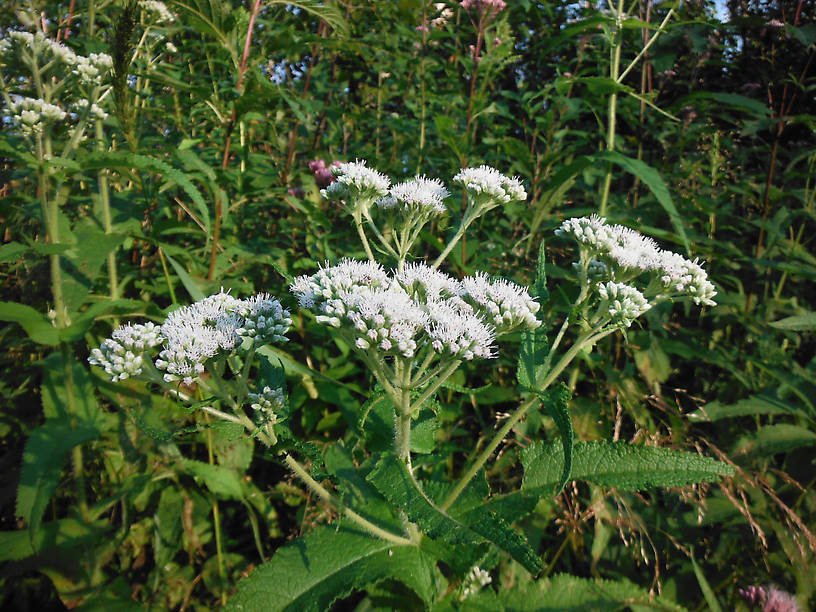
xmin=225 ymin=526 xmax=436 ymax=611
xmin=521 ymin=440 xmax=734 ymax=493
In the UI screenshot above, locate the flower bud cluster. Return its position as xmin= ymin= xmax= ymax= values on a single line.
xmin=234 ymin=293 xmax=293 ymax=344
xmin=556 ymin=215 xmax=717 ymax=306
xmin=73 ymin=99 xmax=109 ymax=120
xmin=453 ymin=165 xmax=527 ymax=205
xmin=291 ymin=260 xmax=540 ymax=362
xmin=8 ymin=97 xmax=67 ymax=135
xmin=597 ymin=282 xmax=652 ymax=327
xmin=0 ymin=31 xmax=112 ymax=84
xmin=376 ymin=176 xmax=450 ymax=217
xmin=247 ymin=386 xmax=286 ymax=423
xmin=460 ymin=566 xmax=492 ymax=600
xmin=90 ymin=291 xmax=290 ymax=385
xmin=88 ymin=322 xmax=163 ymax=382
xmin=321 ymin=160 xmax=391 ymax=206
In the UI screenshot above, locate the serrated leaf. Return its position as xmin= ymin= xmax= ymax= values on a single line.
xmin=517 ymin=243 xmax=549 ymax=390
xmin=466 ymin=572 xmax=687 ymax=611
xmin=0 ymin=301 xmax=60 ymax=345
xmin=226 ymin=526 xmax=436 ymax=611
xmin=0 ymin=241 xmax=29 ymax=262
xmin=537 ymin=384 xmax=573 ymax=494
xmin=367 ymin=455 xmax=506 ymax=573
xmin=16 ymin=420 xmax=99 ymax=536
xmin=457 ymin=505 xmax=543 ymax=574
xmin=733 ymin=424 xmax=816 ymax=457
xmin=0 ymin=518 xmax=110 ymax=562
xmin=521 ymin=440 xmax=734 ymax=493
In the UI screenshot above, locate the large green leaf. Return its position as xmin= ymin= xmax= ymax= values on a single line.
xmin=769 ymin=312 xmax=816 ymax=331
xmin=521 ymin=440 xmax=734 ymax=493
xmin=0 ymin=518 xmax=110 ymax=562
xmin=537 ymin=384 xmax=574 ymax=494
xmin=0 ymin=302 xmax=60 ymax=345
xmin=16 ymin=420 xmax=99 ymax=536
xmin=181 ymin=458 xmax=244 ymax=499
xmin=517 ymin=242 xmax=549 ymax=390
xmin=464 ymin=573 xmax=686 ymax=611
xmin=367 ymin=454 xmax=541 ymax=574
xmin=225 ymin=526 xmax=437 ymax=611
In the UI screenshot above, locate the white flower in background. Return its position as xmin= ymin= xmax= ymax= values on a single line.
xmin=73 ymin=99 xmax=108 ymax=120
xmin=376 ymin=175 xmax=450 ymax=216
xmin=8 ymin=97 xmax=66 ymax=135
xmin=140 ymin=0 xmax=176 ymax=24
xmin=73 ymin=52 xmax=113 ymax=85
xmin=556 ymin=215 xmax=717 ymax=306
xmin=453 ymin=165 xmax=527 ymax=205
xmin=90 ymin=291 xmax=290 ymax=385
xmin=248 ymin=385 xmax=286 ymax=422
xmin=89 ymin=322 xmax=163 ymax=382
xmin=3 ymin=31 xmax=78 ymax=65
xmin=461 ymin=566 xmax=492 ymax=600
xmin=460 ymin=272 xmax=541 ymax=334
xmin=165 ymin=41 xmax=178 ymax=53
xmin=321 ymin=160 xmax=391 ymax=205
xmin=597 ymin=281 xmax=651 ymax=327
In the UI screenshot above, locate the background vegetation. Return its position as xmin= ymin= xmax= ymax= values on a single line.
xmin=0 ymin=0 xmax=814 ymax=609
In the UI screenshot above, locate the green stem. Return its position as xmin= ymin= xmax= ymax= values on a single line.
xmin=354 ymin=211 xmax=376 ymax=262
xmin=599 ymin=0 xmax=625 ymax=217
xmin=204 ymin=412 xmax=227 ymax=606
xmin=283 ymin=454 xmax=415 ymax=546
xmin=95 ymin=119 xmax=119 ymax=302
xmin=440 ymin=329 xmax=615 ymax=511
xmin=431 ymin=222 xmax=468 ymax=270
xmin=411 ymin=359 xmax=461 ymax=411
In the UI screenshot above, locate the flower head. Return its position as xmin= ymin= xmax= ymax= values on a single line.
xmin=453 ymin=165 xmax=526 ymax=206
xmin=321 ymin=160 xmax=391 ymax=209
xmin=88 ymin=322 xmax=163 ymax=382
xmin=377 ymin=175 xmax=450 ymax=216
xmin=248 ymin=385 xmax=286 ymax=423
xmin=597 ymin=282 xmax=651 ymax=327
xmin=460 ymin=272 xmax=541 ymax=334
xmin=140 ymin=0 xmax=175 ymax=23
xmin=8 ymin=97 xmax=66 ymax=136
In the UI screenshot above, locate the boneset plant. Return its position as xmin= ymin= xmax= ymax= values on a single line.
xmin=90 ymin=160 xmax=732 ymax=609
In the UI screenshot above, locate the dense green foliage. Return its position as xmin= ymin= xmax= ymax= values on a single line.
xmin=1 ymin=0 xmax=814 ymax=610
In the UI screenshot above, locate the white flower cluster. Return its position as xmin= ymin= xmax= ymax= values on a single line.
xmin=556 ymin=215 xmax=717 ymax=306
xmin=72 ymin=52 xmax=113 ymax=85
xmin=88 ymin=322 xmax=163 ymax=382
xmin=291 ymin=259 xmax=540 ymax=362
xmin=247 ymin=386 xmax=286 ymax=422
xmin=321 ymin=160 xmax=391 ymax=205
xmin=460 ymin=272 xmax=541 ymax=333
xmin=376 ymin=175 xmax=450 ymax=216
xmin=73 ymin=98 xmax=108 ymax=120
xmin=597 ymin=281 xmax=652 ymax=327
xmin=453 ymin=165 xmax=527 ymax=204
xmin=8 ymin=97 xmax=66 ymax=135
xmin=90 ymin=291 xmax=291 ymax=385
xmin=140 ymin=0 xmax=176 ymax=24
xmin=0 ymin=31 xmax=112 ymax=84
xmin=460 ymin=566 xmax=492 ymax=600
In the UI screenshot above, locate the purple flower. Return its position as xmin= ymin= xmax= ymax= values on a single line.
xmin=309 ymin=159 xmax=340 ymax=189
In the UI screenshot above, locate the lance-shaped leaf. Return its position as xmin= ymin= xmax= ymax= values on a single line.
xmin=225 ymin=526 xmax=437 ymax=612
xmin=536 ymin=384 xmax=574 ymax=494
xmin=521 ymin=440 xmax=734 ymax=493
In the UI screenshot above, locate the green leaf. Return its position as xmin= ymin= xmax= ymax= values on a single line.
xmin=769 ymin=313 xmax=816 ymax=330
xmin=226 ymin=526 xmax=437 ymax=611
xmin=0 ymin=518 xmax=111 ymax=562
xmin=181 ymin=459 xmax=244 ymax=499
xmin=521 ymin=440 xmax=734 ymax=493
xmin=466 ymin=573 xmax=687 ymax=611
xmin=537 ymin=384 xmax=574 ymax=494
xmin=40 ymin=352 xmax=103 ymax=426
xmin=411 ymin=409 xmax=441 ymax=454
xmin=517 ymin=243 xmax=550 ymax=390
xmin=733 ymin=424 xmax=816 ymax=457
xmin=164 ymin=252 xmax=206 ymax=301
xmin=457 ymin=505 xmax=543 ymax=574
xmin=0 ymin=241 xmax=29 ymax=262
xmin=16 ymin=420 xmax=99 ymax=536
xmin=688 ymin=393 xmax=807 ymax=422
xmin=0 ymin=301 xmax=60 ymax=345
xmin=82 ymin=152 xmax=211 ymax=233
xmin=271 ymin=0 xmax=348 ymax=36
xmin=682 ymin=92 xmax=771 ymax=118
xmin=691 ymin=551 xmax=723 ymax=612
xmin=593 ymin=150 xmax=689 ymax=253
